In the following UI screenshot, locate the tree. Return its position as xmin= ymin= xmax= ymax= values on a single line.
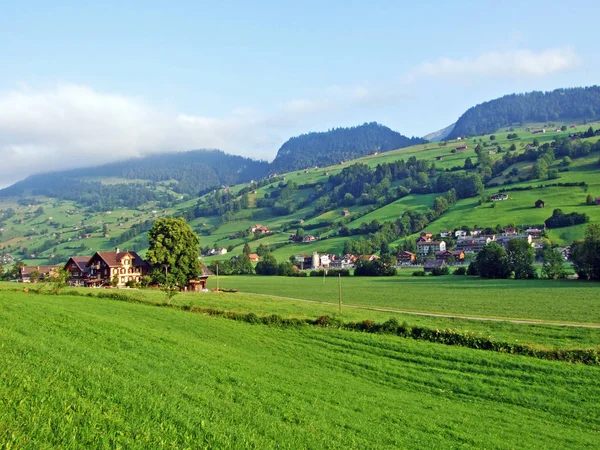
xmin=474 ymin=242 xmax=510 ymax=279
xmin=542 ymin=248 xmax=566 ymax=279
xmin=277 ymin=261 xmax=296 ymax=276
xmin=509 ymin=143 xmax=517 ymax=151
xmin=586 ymin=194 xmax=594 ymax=205
xmin=256 ymin=243 xmax=271 ymax=257
xmin=242 ymin=243 xmax=251 ymax=256
xmin=489 ymin=135 xmax=496 ymax=141
xmin=532 ymin=138 xmax=540 ymax=147
xmin=146 ymin=218 xmax=201 ymax=286
xmin=505 ymin=239 xmax=536 ymax=279
xmin=233 ymin=254 xmax=254 ymax=275
xmin=295 ymin=228 xmax=305 ymax=241
xmin=11 ymin=261 xmax=24 ymax=280
xmin=463 ymin=157 xmax=475 ymax=170
xmin=571 ymin=224 xmax=600 ymax=280
xmin=255 ymin=253 xmax=278 ymax=275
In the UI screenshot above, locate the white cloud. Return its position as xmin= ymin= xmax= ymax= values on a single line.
xmin=0 ymin=46 xmax=582 ymax=186
xmin=403 ymin=47 xmax=580 ymax=82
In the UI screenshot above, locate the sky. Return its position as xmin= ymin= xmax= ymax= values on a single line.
xmin=0 ymin=0 xmax=598 ymax=187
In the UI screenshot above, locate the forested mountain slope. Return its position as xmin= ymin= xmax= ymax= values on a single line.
xmin=448 ymin=86 xmax=600 ymax=139
xmin=270 ymin=122 xmax=424 ymax=173
xmin=0 ymin=150 xmax=270 ymax=209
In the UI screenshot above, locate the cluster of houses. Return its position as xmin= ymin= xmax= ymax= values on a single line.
xmin=19 ymin=248 xmax=211 ymax=290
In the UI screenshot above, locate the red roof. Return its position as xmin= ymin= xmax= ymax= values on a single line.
xmin=87 ymin=251 xmax=149 ymax=268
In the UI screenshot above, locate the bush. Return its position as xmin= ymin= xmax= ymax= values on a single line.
xmin=412 ymin=270 xmax=426 ymax=276
xmin=453 ymin=267 xmax=467 ymax=275
xmin=466 ymin=261 xmax=478 ymax=276
xmin=431 ymin=266 xmax=450 ymax=276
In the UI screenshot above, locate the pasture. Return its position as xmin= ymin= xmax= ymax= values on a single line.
xmin=1 ymin=290 xmax=600 ymax=448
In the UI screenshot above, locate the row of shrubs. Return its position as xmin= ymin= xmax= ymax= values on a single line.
xmin=184 ymin=307 xmax=599 ymax=365
xmin=309 ymin=269 xmax=351 ymax=277
xmin=28 ymin=288 xmax=598 ymax=365
xmin=412 ymin=267 xmax=467 ymax=277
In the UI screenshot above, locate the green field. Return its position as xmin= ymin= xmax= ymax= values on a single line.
xmin=2 ymin=289 xmax=600 ymax=448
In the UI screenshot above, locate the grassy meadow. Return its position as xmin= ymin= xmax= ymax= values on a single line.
xmin=2 ymin=289 xmax=600 ymax=448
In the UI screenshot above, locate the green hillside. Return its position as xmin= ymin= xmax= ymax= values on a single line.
xmin=1 ymin=119 xmax=600 ymax=268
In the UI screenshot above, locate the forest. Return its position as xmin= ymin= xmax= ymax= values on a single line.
xmin=270 ymin=122 xmax=424 ymax=172
xmin=449 ymin=86 xmax=600 ymax=138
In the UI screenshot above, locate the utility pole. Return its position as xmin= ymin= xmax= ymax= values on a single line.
xmin=216 ymin=263 xmax=219 ymax=293
xmin=338 ymin=273 xmax=342 ymax=314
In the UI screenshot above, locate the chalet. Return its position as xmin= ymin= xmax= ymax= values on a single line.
xmin=209 ymin=248 xmax=228 ymax=255
xmin=302 ymin=235 xmax=317 ymax=243
xmin=470 ymin=229 xmax=482 ymax=237
xmin=85 ymin=249 xmax=150 ymax=287
xmin=455 ymin=237 xmax=492 ymax=253
xmin=248 ymin=253 xmax=260 ymax=262
xmin=424 ymin=259 xmax=446 ymax=273
xmin=454 ymin=230 xmax=467 ymax=238
xmin=503 ymin=227 xmax=518 ymax=236
xmin=532 ymin=129 xmax=545 ymax=134
xmin=342 ymin=210 xmax=350 ymax=216
xmin=64 ymin=256 xmax=91 ymax=286
xmin=416 ymin=240 xmax=446 ymax=256
xmin=455 ymin=145 xmax=468 ymax=151
xmin=534 ymin=199 xmax=545 ymax=208
xmin=419 ymin=232 xmax=434 ymax=242
xmin=435 ymin=250 xmax=465 ymax=264
xmin=248 ymin=224 xmax=270 ymax=234
xmin=396 ymin=251 xmax=416 ymax=265
xmin=559 ymin=246 xmax=571 ymax=261
xmin=491 ymin=193 xmax=509 ymax=201
xmin=439 ymin=230 xmax=451 ymax=238
xmin=20 ymin=265 xmax=58 ymax=283
xmin=183 ymin=266 xmax=213 ymax=292
xmin=294 ymin=254 xmax=312 ymax=270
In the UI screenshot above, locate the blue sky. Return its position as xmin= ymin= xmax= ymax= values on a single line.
xmin=0 ymin=0 xmax=597 ymax=185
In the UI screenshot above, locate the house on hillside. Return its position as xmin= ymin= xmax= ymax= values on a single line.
xmin=439 ymin=230 xmax=452 ymax=238
xmin=64 ymin=256 xmax=92 ymax=286
xmin=85 ymin=249 xmax=150 ymax=287
xmin=248 ymin=224 xmax=270 ymax=234
xmin=20 ymin=265 xmax=58 ymax=283
xmin=491 ymin=193 xmax=509 ymax=201
xmin=396 ymin=251 xmax=416 ymax=265
xmin=455 ymin=145 xmax=468 ymax=151
xmin=331 ymin=257 xmax=354 ymax=269
xmin=504 ymin=227 xmax=518 ymax=236
xmin=419 ymin=232 xmax=434 ymax=242
xmin=454 ymin=230 xmax=467 ymax=238
xmin=416 ymin=240 xmax=446 ymax=256
xmin=248 ymin=253 xmax=260 ymax=262
xmin=342 ymin=209 xmax=350 ymax=216
xmin=535 ymin=199 xmax=545 ymax=208
xmin=302 ymin=235 xmax=316 ymax=243
xmin=525 ymin=227 xmax=543 ymax=238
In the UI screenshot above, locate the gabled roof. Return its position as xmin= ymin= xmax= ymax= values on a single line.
xmin=87 ymin=251 xmax=150 ymax=268
xmin=65 ymin=256 xmax=91 ymax=271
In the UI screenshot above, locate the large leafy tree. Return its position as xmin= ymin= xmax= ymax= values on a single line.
xmin=255 ymin=253 xmax=278 ymax=276
xmin=475 ymin=242 xmax=510 ymax=279
xmin=506 ymin=238 xmax=536 ymax=279
xmin=147 ymin=218 xmax=201 ymax=286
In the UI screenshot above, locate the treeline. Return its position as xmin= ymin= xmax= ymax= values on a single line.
xmin=0 ymin=175 xmax=166 ymax=211
xmin=449 ymin=86 xmax=600 ymax=138
xmin=270 ymin=122 xmax=424 ymax=173
xmin=545 ymin=209 xmax=589 ymax=229
xmin=110 ymin=220 xmax=154 ymax=246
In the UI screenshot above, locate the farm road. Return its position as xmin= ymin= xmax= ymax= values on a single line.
xmin=243 ymin=292 xmax=600 ymax=329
